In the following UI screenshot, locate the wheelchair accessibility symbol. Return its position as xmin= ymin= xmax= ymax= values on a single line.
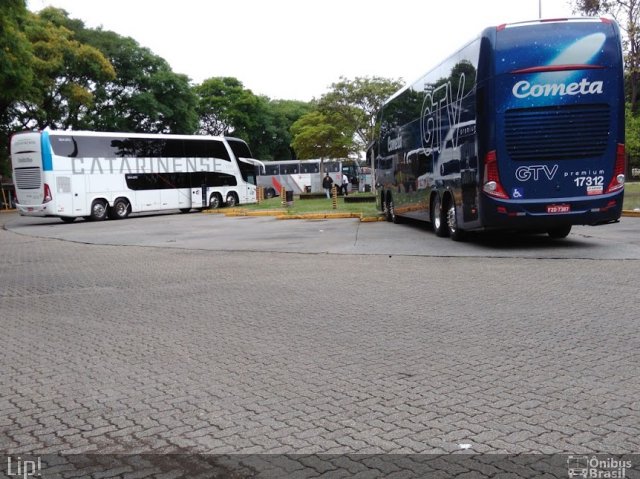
xmin=512 ymin=187 xmax=524 ymax=199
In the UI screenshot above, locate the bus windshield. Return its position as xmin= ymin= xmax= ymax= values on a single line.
xmin=227 ymin=138 xmax=253 ymax=159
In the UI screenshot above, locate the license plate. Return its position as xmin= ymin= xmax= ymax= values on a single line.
xmin=547 ymin=204 xmax=570 ymax=214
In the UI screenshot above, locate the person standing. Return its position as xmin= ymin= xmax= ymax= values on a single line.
xmin=342 ymin=173 xmax=349 ymax=196
xmin=322 ymin=173 xmax=334 ymax=199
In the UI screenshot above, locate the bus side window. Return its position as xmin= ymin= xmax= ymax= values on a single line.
xmin=51 ymin=136 xmax=78 ymax=157
xmin=265 ymin=165 xmax=279 ymax=175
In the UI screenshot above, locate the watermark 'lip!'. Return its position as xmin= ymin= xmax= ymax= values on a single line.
xmin=6 ymin=456 xmax=42 ymax=478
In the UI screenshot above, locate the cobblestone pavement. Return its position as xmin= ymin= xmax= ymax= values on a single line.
xmin=1 ymin=213 xmax=639 ymax=476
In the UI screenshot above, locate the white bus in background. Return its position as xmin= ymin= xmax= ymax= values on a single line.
xmin=257 ymin=159 xmax=341 ymax=198
xmin=10 ymin=130 xmax=264 ymax=222
xmin=256 ymin=158 xmax=368 ymax=198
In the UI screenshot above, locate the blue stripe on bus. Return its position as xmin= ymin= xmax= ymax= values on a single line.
xmin=41 ymin=131 xmax=52 ymax=171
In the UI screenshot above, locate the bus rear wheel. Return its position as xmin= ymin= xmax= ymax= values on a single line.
xmin=383 ymin=194 xmax=392 ymax=222
xmin=225 ymin=192 xmax=238 ymax=207
xmin=209 ymin=193 xmax=222 ymax=209
xmin=388 ymin=195 xmax=401 ymax=224
xmin=90 ymin=200 xmax=108 ymax=221
xmin=548 ymin=224 xmax=572 ymax=239
xmin=110 ymin=198 xmax=130 ymax=220
xmin=446 ymin=200 xmax=465 ymax=241
xmin=431 ymin=195 xmax=448 ymax=237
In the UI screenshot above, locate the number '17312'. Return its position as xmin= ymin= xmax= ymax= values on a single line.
xmin=573 ymin=176 xmax=604 ymax=187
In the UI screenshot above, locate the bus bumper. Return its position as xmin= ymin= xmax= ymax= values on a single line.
xmin=15 ymin=202 xmax=56 ymax=217
xmin=481 ymin=192 xmax=624 ymax=229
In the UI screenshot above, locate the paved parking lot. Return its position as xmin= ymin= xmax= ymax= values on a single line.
xmin=1 ymin=212 xmax=639 ymax=476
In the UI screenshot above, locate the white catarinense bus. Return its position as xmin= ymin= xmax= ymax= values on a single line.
xmin=10 ymin=130 xmax=264 ymax=222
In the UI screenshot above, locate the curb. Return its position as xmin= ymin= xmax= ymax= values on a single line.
xmin=276 ymin=213 xmax=362 ymax=220
xmin=204 ymin=208 xmax=384 ymax=222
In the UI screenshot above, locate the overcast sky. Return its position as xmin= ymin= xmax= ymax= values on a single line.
xmin=27 ymin=0 xmax=575 ymax=101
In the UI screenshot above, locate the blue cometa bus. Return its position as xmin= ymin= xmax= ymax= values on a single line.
xmin=372 ymin=17 xmax=625 ymax=240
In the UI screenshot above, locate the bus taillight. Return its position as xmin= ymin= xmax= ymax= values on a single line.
xmin=43 ymin=183 xmax=52 ymax=203
xmin=482 ymin=150 xmax=509 ymax=199
xmin=605 ymin=143 xmax=625 ymax=193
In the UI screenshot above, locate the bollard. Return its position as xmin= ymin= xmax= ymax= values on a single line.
xmin=332 ymin=185 xmax=337 ymax=209
xmin=256 ymin=186 xmax=263 ymax=204
xmin=281 ymin=186 xmax=287 ymax=207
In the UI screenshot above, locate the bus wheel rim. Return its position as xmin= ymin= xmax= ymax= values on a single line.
xmin=94 ymin=203 xmax=105 ymax=217
xmin=447 ymin=204 xmax=456 ymax=234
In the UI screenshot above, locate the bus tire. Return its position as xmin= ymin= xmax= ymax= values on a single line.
xmin=110 ymin=198 xmax=130 ymax=220
xmin=548 ymin=224 xmax=572 ymax=239
xmin=265 ymin=188 xmax=275 ymax=199
xmin=383 ymin=193 xmax=392 ymax=222
xmin=446 ymin=198 xmax=465 ymax=241
xmin=209 ymin=193 xmax=222 ymax=209
xmin=60 ymin=216 xmax=75 ymax=223
xmin=90 ymin=199 xmax=108 ymax=221
xmin=225 ymin=192 xmax=238 ymax=208
xmin=431 ymin=195 xmax=448 ymax=237
xmin=388 ymin=195 xmax=402 ymax=224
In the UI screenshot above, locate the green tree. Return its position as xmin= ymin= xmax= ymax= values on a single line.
xmin=0 ymin=0 xmax=32 ymax=116
xmin=0 ymin=0 xmax=33 ymax=175
xmin=195 ymin=78 xmax=312 ymax=160
xmin=196 ymin=77 xmax=260 ymax=136
xmin=43 ymin=9 xmax=198 ymax=133
xmin=250 ymin=99 xmax=313 ymax=160
xmin=318 ymin=76 xmax=403 ymax=154
xmin=290 ymin=110 xmax=354 ymax=179
xmin=573 ymin=0 xmax=640 ymax=111
xmin=11 ymin=8 xmax=116 ymax=130
xmin=626 ymin=104 xmax=640 ymax=170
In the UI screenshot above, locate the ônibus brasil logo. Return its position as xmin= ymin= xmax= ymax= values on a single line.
xmin=512 ymin=78 xmax=603 ymax=99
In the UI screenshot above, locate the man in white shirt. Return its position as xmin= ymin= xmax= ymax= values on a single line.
xmin=342 ymin=174 xmax=349 ymax=196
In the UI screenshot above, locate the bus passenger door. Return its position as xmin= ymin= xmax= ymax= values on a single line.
xmin=191 ymin=186 xmax=204 ymax=208
xmin=244 ymin=170 xmax=257 ymax=203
